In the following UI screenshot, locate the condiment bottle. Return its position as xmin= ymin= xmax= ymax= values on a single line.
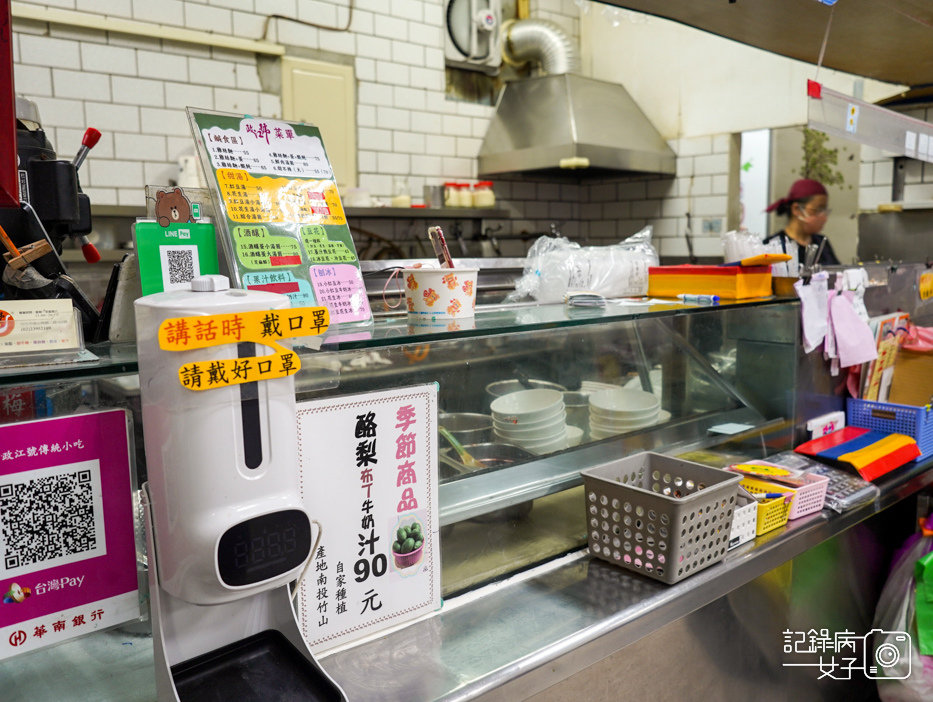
xmin=472 ymin=181 xmax=495 ymax=208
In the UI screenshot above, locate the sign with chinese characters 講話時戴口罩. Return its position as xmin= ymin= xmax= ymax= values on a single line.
xmin=295 ymin=385 xmax=440 ymax=653
xmin=0 ymin=410 xmax=139 ymax=660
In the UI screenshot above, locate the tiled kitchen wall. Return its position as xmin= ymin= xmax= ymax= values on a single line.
xmin=11 ymin=0 xmax=730 ymax=261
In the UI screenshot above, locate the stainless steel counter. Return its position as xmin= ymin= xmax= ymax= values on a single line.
xmin=322 ymin=456 xmax=933 ymax=701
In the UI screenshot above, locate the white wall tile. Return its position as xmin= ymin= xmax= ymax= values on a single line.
xmin=49 ymin=24 xmax=107 ymax=44
xmin=376 ymin=61 xmax=410 ymax=87
xmin=647 ymin=179 xmax=675 ymax=199
xmin=136 ymin=50 xmax=191 ymax=82
xmin=81 ymin=186 xmax=119 ymax=205
xmin=672 ymin=135 xmax=712 ymax=157
xmin=117 ymin=187 xmax=146 ymax=206
xmin=19 ymin=35 xmax=81 ymax=68
xmin=358 ymin=127 xmax=393 ymax=151
xmin=57 ymin=127 xmax=114 ymax=159
xmin=89 ymin=158 xmax=143 ymax=187
xmin=410 ymin=66 xmax=443 ymax=91
xmin=355 ymin=57 xmax=376 ymax=81
xmin=140 ymin=107 xmax=190 ymax=136
xmin=661 ymin=197 xmax=688 ymax=218
xmin=349 ymin=9 xmax=374 ymax=35
xmin=235 ymin=64 xmax=262 ymax=91
xmin=408 ymin=22 xmax=441 ymax=47
xmin=859 ymin=185 xmax=890 ymax=211
xmin=692 ymin=195 xmax=728 ymax=217
xmin=442 ymin=114 xmax=471 ymax=136
xmin=675 ymin=157 xmax=693 ymax=178
xmin=358 ymin=81 xmax=394 ymax=106
xmin=414 ymin=112 xmax=441 ymax=134
xmin=213 ymin=87 xmax=259 ymax=114
xmin=14 ymin=64 xmax=53 ymax=97
xmin=260 ymin=93 xmax=282 ymax=118
xmin=426 ymin=134 xmax=455 ymax=155
xmin=164 ymin=81 xmax=212 ymax=110
xmin=184 ymin=3 xmax=233 ymax=33
xmin=693 ymin=153 xmax=729 ymax=176
xmin=902 ymin=183 xmax=933 ymax=202
xmin=411 ymin=155 xmax=442 ymax=177
xmin=189 ymin=57 xmax=236 ymax=87
xmin=272 ymin=18 xmax=319 ymax=47
xmin=456 ymin=136 xmax=481 ymax=158
xmin=85 ymin=101 xmax=139 ymax=132
xmin=298 ymin=0 xmax=337 ymax=27
xmin=358 ymin=150 xmax=377 ymax=172
xmin=318 ymin=29 xmax=356 ymax=55
xmin=356 ymin=35 xmax=392 ymax=61
xmin=50 ymin=69 xmax=110 ymax=103
xmin=393 ymin=86 xmax=426 ymax=111
xmin=114 ymin=132 xmax=167 ymax=161
xmin=392 ymin=39 xmax=424 ymax=67
xmin=357 ymin=104 xmax=376 ymax=128
xmin=34 ymin=97 xmax=87 ymax=130
xmin=390 ymin=0 xmax=422 ymax=22
xmin=112 ymin=75 xmax=165 ymax=107
xmin=76 ymin=0 xmax=133 ymax=18
xmin=376 ymin=106 xmax=410 ymax=130
xmin=132 ymin=0 xmax=185 ymax=26
xmin=394 ymin=131 xmax=425 ymax=154
xmin=711 ymin=174 xmax=729 ymax=195
xmin=442 ymin=156 xmax=471 ymax=178
xmin=377 ymin=151 xmax=409 ymax=174
xmin=374 ymin=15 xmax=408 ymax=41
xmin=873 ymin=160 xmax=894 ymax=186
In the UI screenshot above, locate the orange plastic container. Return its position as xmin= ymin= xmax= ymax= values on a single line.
xmin=648 ymin=265 xmax=772 ymax=300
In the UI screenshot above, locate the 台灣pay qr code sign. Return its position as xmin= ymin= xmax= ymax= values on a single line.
xmin=0 ymin=460 xmax=106 ymax=579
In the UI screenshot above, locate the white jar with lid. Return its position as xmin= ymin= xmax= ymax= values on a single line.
xmin=472 ymin=181 xmax=495 ymax=208
xmin=457 ymin=183 xmax=473 ymax=208
xmin=444 ymin=182 xmax=459 ymax=207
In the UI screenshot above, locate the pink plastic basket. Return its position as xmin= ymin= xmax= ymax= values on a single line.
xmin=392 ymin=543 xmax=424 ymax=569
xmin=743 ymin=460 xmax=829 ymax=519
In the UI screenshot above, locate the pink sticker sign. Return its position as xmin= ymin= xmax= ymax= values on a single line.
xmin=310 ymin=264 xmax=372 ymax=324
xmin=0 ymin=410 xmax=139 ymax=659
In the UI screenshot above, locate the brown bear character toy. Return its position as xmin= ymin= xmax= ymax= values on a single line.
xmin=155 ymin=188 xmax=193 ymax=227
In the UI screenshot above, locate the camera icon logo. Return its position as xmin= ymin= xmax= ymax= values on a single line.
xmin=865 ymin=629 xmax=912 ymax=679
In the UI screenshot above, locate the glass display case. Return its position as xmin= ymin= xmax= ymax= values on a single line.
xmin=0 ymin=295 xmax=801 ymax=701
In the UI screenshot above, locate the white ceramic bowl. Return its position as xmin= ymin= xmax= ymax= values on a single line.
xmin=525 ymin=433 xmax=570 ymax=454
xmin=492 ymin=404 xmax=565 ymax=429
xmin=506 ymin=426 xmax=567 ymax=448
xmin=590 ymin=419 xmax=657 ymax=434
xmin=588 ymin=425 xmax=618 ymax=440
xmin=589 ymin=404 xmax=659 ymax=422
xmin=565 ymin=425 xmax=584 ymax=447
xmin=493 ymin=415 xmax=567 ymax=441
xmin=589 ymin=388 xmax=660 ymax=415
xmin=490 ymin=389 xmax=564 ymax=423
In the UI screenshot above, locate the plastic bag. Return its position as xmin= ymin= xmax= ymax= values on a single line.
xmin=903 ymin=324 xmax=933 ymax=353
xmin=506 ymin=226 xmax=658 ymax=303
xmin=874 ymin=521 xmax=933 ymax=701
xmin=721 ymin=228 xmax=797 ymax=277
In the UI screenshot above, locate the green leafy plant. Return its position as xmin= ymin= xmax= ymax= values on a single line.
xmin=798 ymin=127 xmax=846 ymax=187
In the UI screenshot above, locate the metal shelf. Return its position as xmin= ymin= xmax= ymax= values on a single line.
xmin=345 ymin=207 xmax=510 ymax=219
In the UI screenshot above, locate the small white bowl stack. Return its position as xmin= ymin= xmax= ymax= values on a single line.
xmin=588 ymin=388 xmax=669 ymax=439
xmin=490 ymin=389 xmax=569 ymax=455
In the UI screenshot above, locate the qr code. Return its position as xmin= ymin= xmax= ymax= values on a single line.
xmin=0 ymin=460 xmax=106 ymax=577
xmin=160 ymin=245 xmax=200 ymax=291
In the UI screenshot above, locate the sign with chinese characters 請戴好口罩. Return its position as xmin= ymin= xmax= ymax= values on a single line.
xmin=0 ymin=410 xmax=139 ymax=660
xmin=188 ymin=109 xmax=371 ymax=328
xmin=295 ymin=385 xmax=440 ymax=653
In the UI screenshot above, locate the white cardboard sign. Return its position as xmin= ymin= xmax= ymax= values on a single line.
xmin=296 ymin=384 xmax=440 ymax=652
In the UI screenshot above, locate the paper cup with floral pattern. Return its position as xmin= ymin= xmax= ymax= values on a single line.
xmin=403 ymin=267 xmax=478 ymax=320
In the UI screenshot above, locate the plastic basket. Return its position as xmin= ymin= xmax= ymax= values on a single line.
xmin=847 ymin=398 xmax=933 ymax=462
xmin=581 ymin=452 xmax=742 ymax=584
xmin=728 ymin=494 xmax=758 ymax=549
xmin=738 ymin=478 xmax=792 ymax=535
xmin=739 ymin=473 xmax=828 ymax=520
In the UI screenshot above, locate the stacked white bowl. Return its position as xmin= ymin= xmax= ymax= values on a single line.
xmin=491 ymin=389 xmax=568 ymax=455
xmin=589 ymin=388 xmax=668 ymax=439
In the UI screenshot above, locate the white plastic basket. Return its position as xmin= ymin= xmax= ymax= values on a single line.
xmin=728 ymin=494 xmax=757 ymax=550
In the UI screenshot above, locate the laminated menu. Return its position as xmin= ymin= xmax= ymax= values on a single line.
xmin=188 ymin=109 xmax=371 ymax=327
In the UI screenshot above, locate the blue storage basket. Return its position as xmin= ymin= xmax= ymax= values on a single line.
xmin=847 ymin=398 xmax=933 ymax=462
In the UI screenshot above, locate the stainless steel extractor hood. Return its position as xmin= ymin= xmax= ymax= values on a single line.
xmin=477 ymin=19 xmax=675 ymax=179
xmin=478 ymin=73 xmax=677 ymax=179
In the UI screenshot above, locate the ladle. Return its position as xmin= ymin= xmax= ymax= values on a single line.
xmin=438 ymin=426 xmax=483 ymax=469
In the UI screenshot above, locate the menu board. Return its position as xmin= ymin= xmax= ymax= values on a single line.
xmin=188 ymin=109 xmax=371 ymax=327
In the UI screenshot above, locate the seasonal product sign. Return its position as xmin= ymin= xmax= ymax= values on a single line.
xmin=188 ymin=109 xmax=371 ymax=328
xmin=0 ymin=410 xmax=139 ymax=659
xmin=295 ymin=385 xmax=440 ymax=652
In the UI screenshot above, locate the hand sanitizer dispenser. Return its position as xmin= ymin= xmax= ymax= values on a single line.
xmin=136 ymin=275 xmax=346 ymax=702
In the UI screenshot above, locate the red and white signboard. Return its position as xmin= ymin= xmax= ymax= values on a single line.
xmin=296 ymin=385 xmax=440 ymax=653
xmin=0 ymin=410 xmax=140 ymax=659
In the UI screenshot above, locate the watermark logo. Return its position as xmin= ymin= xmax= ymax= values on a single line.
xmin=783 ymin=628 xmax=912 ymax=680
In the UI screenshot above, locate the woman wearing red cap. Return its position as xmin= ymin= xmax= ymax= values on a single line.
xmin=763 ymin=179 xmax=840 ymax=266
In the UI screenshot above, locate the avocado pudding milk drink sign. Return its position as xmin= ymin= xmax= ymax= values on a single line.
xmin=188 ymin=109 xmax=372 ymax=328
xmin=295 ymin=385 xmax=440 ymax=653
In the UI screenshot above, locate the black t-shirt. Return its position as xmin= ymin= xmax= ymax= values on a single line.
xmin=762 ymin=230 xmax=840 ymax=266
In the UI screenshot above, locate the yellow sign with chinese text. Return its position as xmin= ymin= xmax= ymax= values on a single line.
xmin=920 ymin=272 xmax=933 ymax=301
xmin=158 ymin=306 xmax=329 ymax=391
xmin=216 ymin=169 xmax=346 ymax=226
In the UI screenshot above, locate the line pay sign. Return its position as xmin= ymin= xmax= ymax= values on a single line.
xmin=158 ymin=305 xmax=329 ymax=390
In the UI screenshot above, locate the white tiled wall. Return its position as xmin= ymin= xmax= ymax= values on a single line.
xmin=859 ymin=105 xmax=933 ymax=210
xmin=11 ymin=0 xmax=729 ymax=262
